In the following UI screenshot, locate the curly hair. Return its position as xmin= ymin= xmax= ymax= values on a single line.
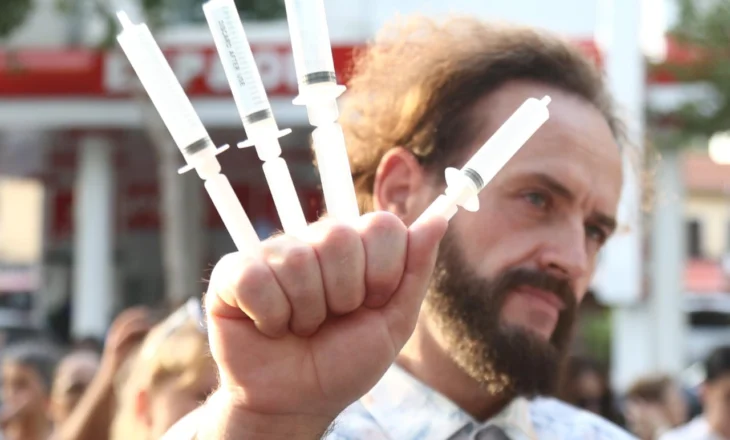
xmin=341 ymin=15 xmax=622 ymax=213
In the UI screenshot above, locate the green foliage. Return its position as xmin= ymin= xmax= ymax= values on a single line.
xmin=581 ymin=309 xmax=613 ymax=365
xmin=234 ymin=0 xmax=286 ymax=20
xmin=52 ymin=0 xmax=285 ymax=48
xmin=651 ymin=0 xmax=730 ymax=145
xmin=176 ymin=0 xmax=286 ymax=23
xmin=0 ymin=0 xmax=33 ymax=39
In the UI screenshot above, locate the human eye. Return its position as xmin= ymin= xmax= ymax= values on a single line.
xmin=586 ymin=224 xmax=608 ymax=244
xmin=523 ymin=191 xmax=550 ymax=210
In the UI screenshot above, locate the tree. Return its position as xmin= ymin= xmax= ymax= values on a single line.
xmin=0 ymin=0 xmax=33 ymax=39
xmin=648 ymin=0 xmax=730 ymax=146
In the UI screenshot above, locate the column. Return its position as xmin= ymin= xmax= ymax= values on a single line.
xmin=595 ymin=0 xmax=651 ymax=391
xmin=650 ymin=149 xmax=687 ymax=375
xmin=72 ymin=135 xmax=114 ymax=339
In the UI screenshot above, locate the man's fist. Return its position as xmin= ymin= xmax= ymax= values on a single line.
xmin=204 ymin=212 xmax=447 ymax=425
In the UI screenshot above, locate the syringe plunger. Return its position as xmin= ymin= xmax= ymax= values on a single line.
xmin=418 ymin=96 xmax=552 ymax=223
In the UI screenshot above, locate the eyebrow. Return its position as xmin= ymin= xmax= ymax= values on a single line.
xmin=532 ymin=173 xmax=618 ymax=233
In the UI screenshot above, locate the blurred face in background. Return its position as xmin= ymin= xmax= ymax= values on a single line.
xmin=702 ymin=373 xmax=730 ymax=436
xmin=1 ymin=361 xmax=50 ymax=424
xmin=112 ymin=307 xmax=215 ymax=440
xmin=136 ymin=358 xmax=217 ymax=440
xmin=663 ymin=382 xmax=688 ymax=427
xmin=50 ymin=351 xmax=100 ymax=424
xmin=574 ymin=369 xmax=606 ymax=415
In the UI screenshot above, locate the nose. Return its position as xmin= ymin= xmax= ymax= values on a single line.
xmin=537 ymin=221 xmax=590 ymax=282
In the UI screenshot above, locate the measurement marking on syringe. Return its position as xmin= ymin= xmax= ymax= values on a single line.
xmin=245 ymin=109 xmax=273 ymax=124
xmin=184 ymin=137 xmax=211 ymax=155
xmin=217 ymin=20 xmax=245 ymax=87
xmin=302 ymin=71 xmax=337 ymax=85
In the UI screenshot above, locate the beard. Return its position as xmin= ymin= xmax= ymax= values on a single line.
xmin=424 ymin=230 xmax=578 ymax=398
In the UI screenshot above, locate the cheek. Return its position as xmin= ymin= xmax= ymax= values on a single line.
xmin=150 ymin=388 xmax=200 ymax=434
xmin=451 ymin=203 xmax=542 ymax=275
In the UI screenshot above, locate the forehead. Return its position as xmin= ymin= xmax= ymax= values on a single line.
xmin=463 ymin=81 xmax=622 ymax=212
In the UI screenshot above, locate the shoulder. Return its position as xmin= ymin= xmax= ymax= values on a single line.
xmin=657 ymin=418 xmax=709 ymax=440
xmin=324 ymin=401 xmax=390 ymax=440
xmin=529 ymin=397 xmax=637 ymax=440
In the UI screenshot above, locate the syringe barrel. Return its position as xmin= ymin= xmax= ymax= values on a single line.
xmin=262 ymin=158 xmax=308 ymax=238
xmin=204 ymin=174 xmax=261 ymax=255
xmin=461 ymin=96 xmax=550 ymax=188
xmin=116 ymin=17 xmax=214 ymax=160
xmin=203 ymin=0 xmax=276 ymax=131
xmin=284 ymin=0 xmax=337 ymax=87
xmin=311 ymin=123 xmax=360 ymax=222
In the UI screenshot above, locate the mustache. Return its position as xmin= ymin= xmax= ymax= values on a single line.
xmin=491 ymin=267 xmax=577 ymax=312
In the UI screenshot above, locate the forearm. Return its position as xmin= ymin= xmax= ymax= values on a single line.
xmin=195 ymin=389 xmax=334 ymax=440
xmin=53 ymin=369 xmax=115 ymax=440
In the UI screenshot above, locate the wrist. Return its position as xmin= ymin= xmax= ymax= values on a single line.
xmin=196 ymin=389 xmax=335 ymax=440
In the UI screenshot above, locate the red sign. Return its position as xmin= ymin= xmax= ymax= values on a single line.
xmin=49 ymin=182 xmax=324 ymax=239
xmin=0 ymin=45 xmax=358 ymax=98
xmin=0 ymin=35 xmax=703 ymax=99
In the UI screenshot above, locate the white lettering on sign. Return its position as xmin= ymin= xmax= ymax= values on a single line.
xmin=206 ymin=58 xmax=230 ymax=93
xmin=104 ymin=52 xmax=133 ymax=93
xmin=104 ymin=47 xmax=298 ymax=96
xmin=172 ymin=51 xmax=207 ymax=89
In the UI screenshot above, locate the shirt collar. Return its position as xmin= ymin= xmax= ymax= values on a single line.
xmin=359 ymin=364 xmax=537 ymax=440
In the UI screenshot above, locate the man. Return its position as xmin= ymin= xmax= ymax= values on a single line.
xmin=659 ymin=346 xmax=730 ymax=440
xmin=624 ymin=374 xmax=688 ymax=439
xmin=49 ymin=350 xmax=100 ymax=427
xmin=1 ymin=341 xmax=59 ymax=440
xmin=166 ymin=15 xmax=633 ymax=440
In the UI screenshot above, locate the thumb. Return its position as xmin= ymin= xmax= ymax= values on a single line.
xmin=383 ymin=215 xmax=448 ymax=347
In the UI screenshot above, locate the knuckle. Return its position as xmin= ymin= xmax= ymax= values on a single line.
xmin=366 ymin=211 xmax=407 ymax=237
xmin=237 ymin=260 xmax=271 ymax=290
xmin=280 ymin=245 xmax=317 ymax=274
xmin=320 ymin=222 xmax=360 ymax=252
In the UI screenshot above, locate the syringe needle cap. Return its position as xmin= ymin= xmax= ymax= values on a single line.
xmin=116 ymin=11 xmax=133 ymax=29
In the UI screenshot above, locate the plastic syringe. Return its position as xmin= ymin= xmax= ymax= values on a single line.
xmin=203 ymin=0 xmax=308 ymax=239
xmin=416 ymin=96 xmax=552 ymax=224
xmin=284 ymin=0 xmax=360 ymax=223
xmin=116 ymin=11 xmax=261 ymax=255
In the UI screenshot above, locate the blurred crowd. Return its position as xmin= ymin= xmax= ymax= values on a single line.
xmin=0 ymin=296 xmax=727 ymax=440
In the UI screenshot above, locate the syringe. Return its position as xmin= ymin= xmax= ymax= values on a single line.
xmin=417 ymin=96 xmax=552 ymax=223
xmin=203 ymin=0 xmax=308 ymax=239
xmin=284 ymin=0 xmax=360 ymax=223
xmin=116 ymin=11 xmax=261 ymax=255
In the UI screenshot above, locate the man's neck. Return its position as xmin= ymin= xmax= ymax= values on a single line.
xmin=396 ymin=317 xmax=510 ymax=422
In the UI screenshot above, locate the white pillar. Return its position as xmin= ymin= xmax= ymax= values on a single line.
xmin=650 ymin=149 xmax=687 ymax=375
xmin=72 ymin=136 xmax=114 ymax=339
xmin=611 ymin=305 xmax=654 ymax=391
xmin=594 ymin=0 xmax=650 ymax=391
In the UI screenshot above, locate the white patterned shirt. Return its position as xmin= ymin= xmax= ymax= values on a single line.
xmin=163 ymin=364 xmax=636 ymax=440
xmin=324 ymin=364 xmax=636 ymax=440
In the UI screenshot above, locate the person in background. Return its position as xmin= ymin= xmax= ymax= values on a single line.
xmin=49 ymin=350 xmax=100 ymax=427
xmin=0 ymin=341 xmax=60 ymax=440
xmin=624 ymin=375 xmax=688 ymax=440
xmin=51 ymin=306 xmax=151 ymax=440
xmin=562 ymin=356 xmax=625 ymax=426
xmin=660 ymin=346 xmax=730 ymax=440
xmin=111 ymin=297 xmax=215 ymax=440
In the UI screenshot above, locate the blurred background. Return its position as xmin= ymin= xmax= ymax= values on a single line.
xmin=0 ymin=0 xmax=728 ymax=408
